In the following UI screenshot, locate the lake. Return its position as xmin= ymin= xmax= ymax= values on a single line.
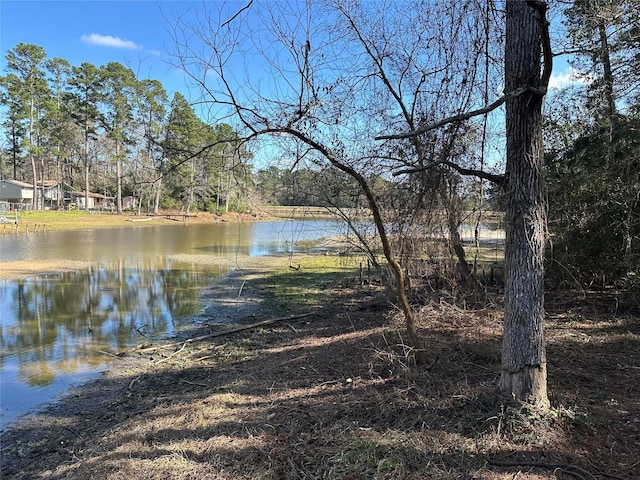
xmin=0 ymin=219 xmax=343 ymax=430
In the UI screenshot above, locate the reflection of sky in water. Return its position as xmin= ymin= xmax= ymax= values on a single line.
xmin=0 ymin=219 xmax=341 ymax=430
xmin=248 ymin=220 xmax=344 ymax=256
xmin=0 ymin=262 xmax=223 ymax=430
xmin=0 ymin=358 xmax=101 ymax=431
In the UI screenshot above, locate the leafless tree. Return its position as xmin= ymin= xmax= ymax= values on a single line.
xmin=171 ymin=0 xmax=553 ymax=405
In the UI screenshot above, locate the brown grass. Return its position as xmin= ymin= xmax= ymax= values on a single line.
xmin=2 ymin=210 xmax=263 ymax=233
xmin=1 ymin=264 xmax=638 ymax=479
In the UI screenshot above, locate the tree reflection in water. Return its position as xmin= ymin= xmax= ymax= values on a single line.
xmin=0 ymin=260 xmax=224 ymax=427
xmin=0 ymin=219 xmax=344 ymax=428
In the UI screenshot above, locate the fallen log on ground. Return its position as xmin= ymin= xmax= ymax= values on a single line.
xmin=134 ymin=312 xmax=316 ymax=354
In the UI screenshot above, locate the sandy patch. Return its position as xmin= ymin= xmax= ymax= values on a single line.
xmin=0 ymin=260 xmax=93 ymax=281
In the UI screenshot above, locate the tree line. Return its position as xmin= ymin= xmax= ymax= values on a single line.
xmin=0 ymin=44 xmax=382 ymax=214
xmin=0 ymin=44 xmax=255 ymax=214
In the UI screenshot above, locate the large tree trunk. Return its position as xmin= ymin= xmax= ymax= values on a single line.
xmin=500 ymin=0 xmax=549 ymax=408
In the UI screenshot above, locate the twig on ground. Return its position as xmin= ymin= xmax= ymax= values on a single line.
xmin=98 ymin=350 xmax=139 ymax=367
xmin=617 ymin=363 xmax=640 ymax=370
xmin=180 ymin=379 xmax=209 ymax=387
xmin=64 ymin=426 xmax=84 ymax=439
xmin=128 ymin=375 xmax=142 ymax=390
xmin=194 ymin=343 xmax=228 ymax=361
xmin=155 ymin=343 xmax=187 ymax=364
xmin=277 ymin=355 xmax=308 ymax=367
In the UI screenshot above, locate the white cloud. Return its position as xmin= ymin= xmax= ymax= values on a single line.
xmin=81 ymin=33 xmax=141 ymax=50
xmin=548 ymin=67 xmax=591 ymax=90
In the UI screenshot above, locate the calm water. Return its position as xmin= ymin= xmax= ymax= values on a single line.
xmin=0 ymin=219 xmax=341 ymax=429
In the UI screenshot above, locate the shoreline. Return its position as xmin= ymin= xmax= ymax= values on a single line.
xmin=0 ymin=259 xmax=94 ymax=281
xmin=0 ymin=253 xmax=297 ymax=432
xmin=1 ymin=258 xmax=638 ymax=479
xmin=0 ymin=212 xmax=346 ymax=281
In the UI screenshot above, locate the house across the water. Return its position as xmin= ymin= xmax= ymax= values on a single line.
xmin=0 ymin=179 xmax=114 ymax=211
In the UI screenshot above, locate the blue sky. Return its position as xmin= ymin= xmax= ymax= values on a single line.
xmin=0 ymin=0 xmax=203 ymax=100
xmin=0 ymin=0 xmax=581 ymax=155
xmin=1 ymin=1 xmax=578 ymax=96
xmin=0 ymin=0 xmax=584 ymax=173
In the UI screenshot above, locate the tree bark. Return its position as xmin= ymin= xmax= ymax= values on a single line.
xmin=116 ymin=141 xmax=123 ymax=214
xmin=500 ymin=0 xmax=549 ymax=408
xmin=153 ymin=176 xmax=162 ymax=214
xmin=84 ymin=129 xmax=90 ymax=212
xmin=597 ymin=22 xmax=616 ymax=123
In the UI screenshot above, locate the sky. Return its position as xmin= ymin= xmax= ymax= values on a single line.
xmin=0 ymin=0 xmax=583 ymax=167
xmin=1 ymin=0 xmax=580 ymax=97
xmin=0 ymin=0 xmax=205 ymax=101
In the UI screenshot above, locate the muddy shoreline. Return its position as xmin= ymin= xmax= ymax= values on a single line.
xmin=0 ymin=259 xmax=94 ymax=281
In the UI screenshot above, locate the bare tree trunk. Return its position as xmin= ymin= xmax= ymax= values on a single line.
xmin=30 ymin=157 xmax=38 ymax=210
xmin=84 ymin=134 xmax=90 ymax=211
xmin=153 ymin=176 xmax=162 ymax=214
xmin=316 ymin=144 xmax=429 ymax=365
xmin=29 ymin=100 xmax=37 ymax=210
xmin=597 ymin=22 xmax=616 ymax=123
xmin=499 ymin=0 xmax=549 ymax=408
xmin=116 ymin=141 xmax=123 ymax=214
xmin=441 ymin=184 xmax=472 ymax=281
xmin=39 ymin=157 xmax=45 ymax=209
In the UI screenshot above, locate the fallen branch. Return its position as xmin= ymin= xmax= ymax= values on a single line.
xmin=135 ymin=312 xmax=316 ymax=354
xmin=237 ymin=279 xmax=247 ymax=298
xmin=617 ymin=363 xmax=640 ymax=370
xmin=180 ymin=379 xmax=209 ymax=387
xmin=194 ymin=343 xmax=228 ymax=361
xmin=155 ymin=342 xmax=187 ymax=364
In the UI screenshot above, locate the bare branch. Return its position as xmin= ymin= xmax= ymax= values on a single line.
xmin=221 ymin=0 xmax=253 ymax=28
xmin=394 ymin=160 xmax=506 ymax=187
xmin=376 ymin=2 xmax=552 ymax=142
xmin=375 ymin=85 xmax=529 ymax=140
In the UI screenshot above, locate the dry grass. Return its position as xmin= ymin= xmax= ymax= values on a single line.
xmin=2 ymin=210 xmax=260 ymax=233
xmin=1 ymin=268 xmax=638 ymax=479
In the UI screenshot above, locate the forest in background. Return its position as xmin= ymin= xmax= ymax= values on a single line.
xmin=0 ymin=43 xmax=384 ymax=216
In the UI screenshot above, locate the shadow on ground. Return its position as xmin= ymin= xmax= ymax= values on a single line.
xmin=1 ymin=271 xmax=638 ymax=479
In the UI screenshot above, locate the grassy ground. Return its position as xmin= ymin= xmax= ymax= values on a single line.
xmin=0 ymin=210 xmax=248 ymax=233
xmin=1 ymin=245 xmax=638 ymax=479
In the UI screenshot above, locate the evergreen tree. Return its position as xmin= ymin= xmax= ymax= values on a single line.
xmin=2 ymin=43 xmax=49 ymax=207
xmin=547 ymin=0 xmax=640 ymax=301
xmin=135 ymin=79 xmax=168 ymax=214
xmin=64 ymin=62 xmax=104 ymax=210
xmin=101 ymin=62 xmax=138 ymax=213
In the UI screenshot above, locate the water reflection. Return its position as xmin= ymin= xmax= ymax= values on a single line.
xmin=0 ymin=219 xmax=342 ymax=429
xmin=1 ymin=259 xmax=223 ymax=427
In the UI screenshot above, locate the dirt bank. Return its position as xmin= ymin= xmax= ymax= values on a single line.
xmin=0 ymin=259 xmax=94 ymax=281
